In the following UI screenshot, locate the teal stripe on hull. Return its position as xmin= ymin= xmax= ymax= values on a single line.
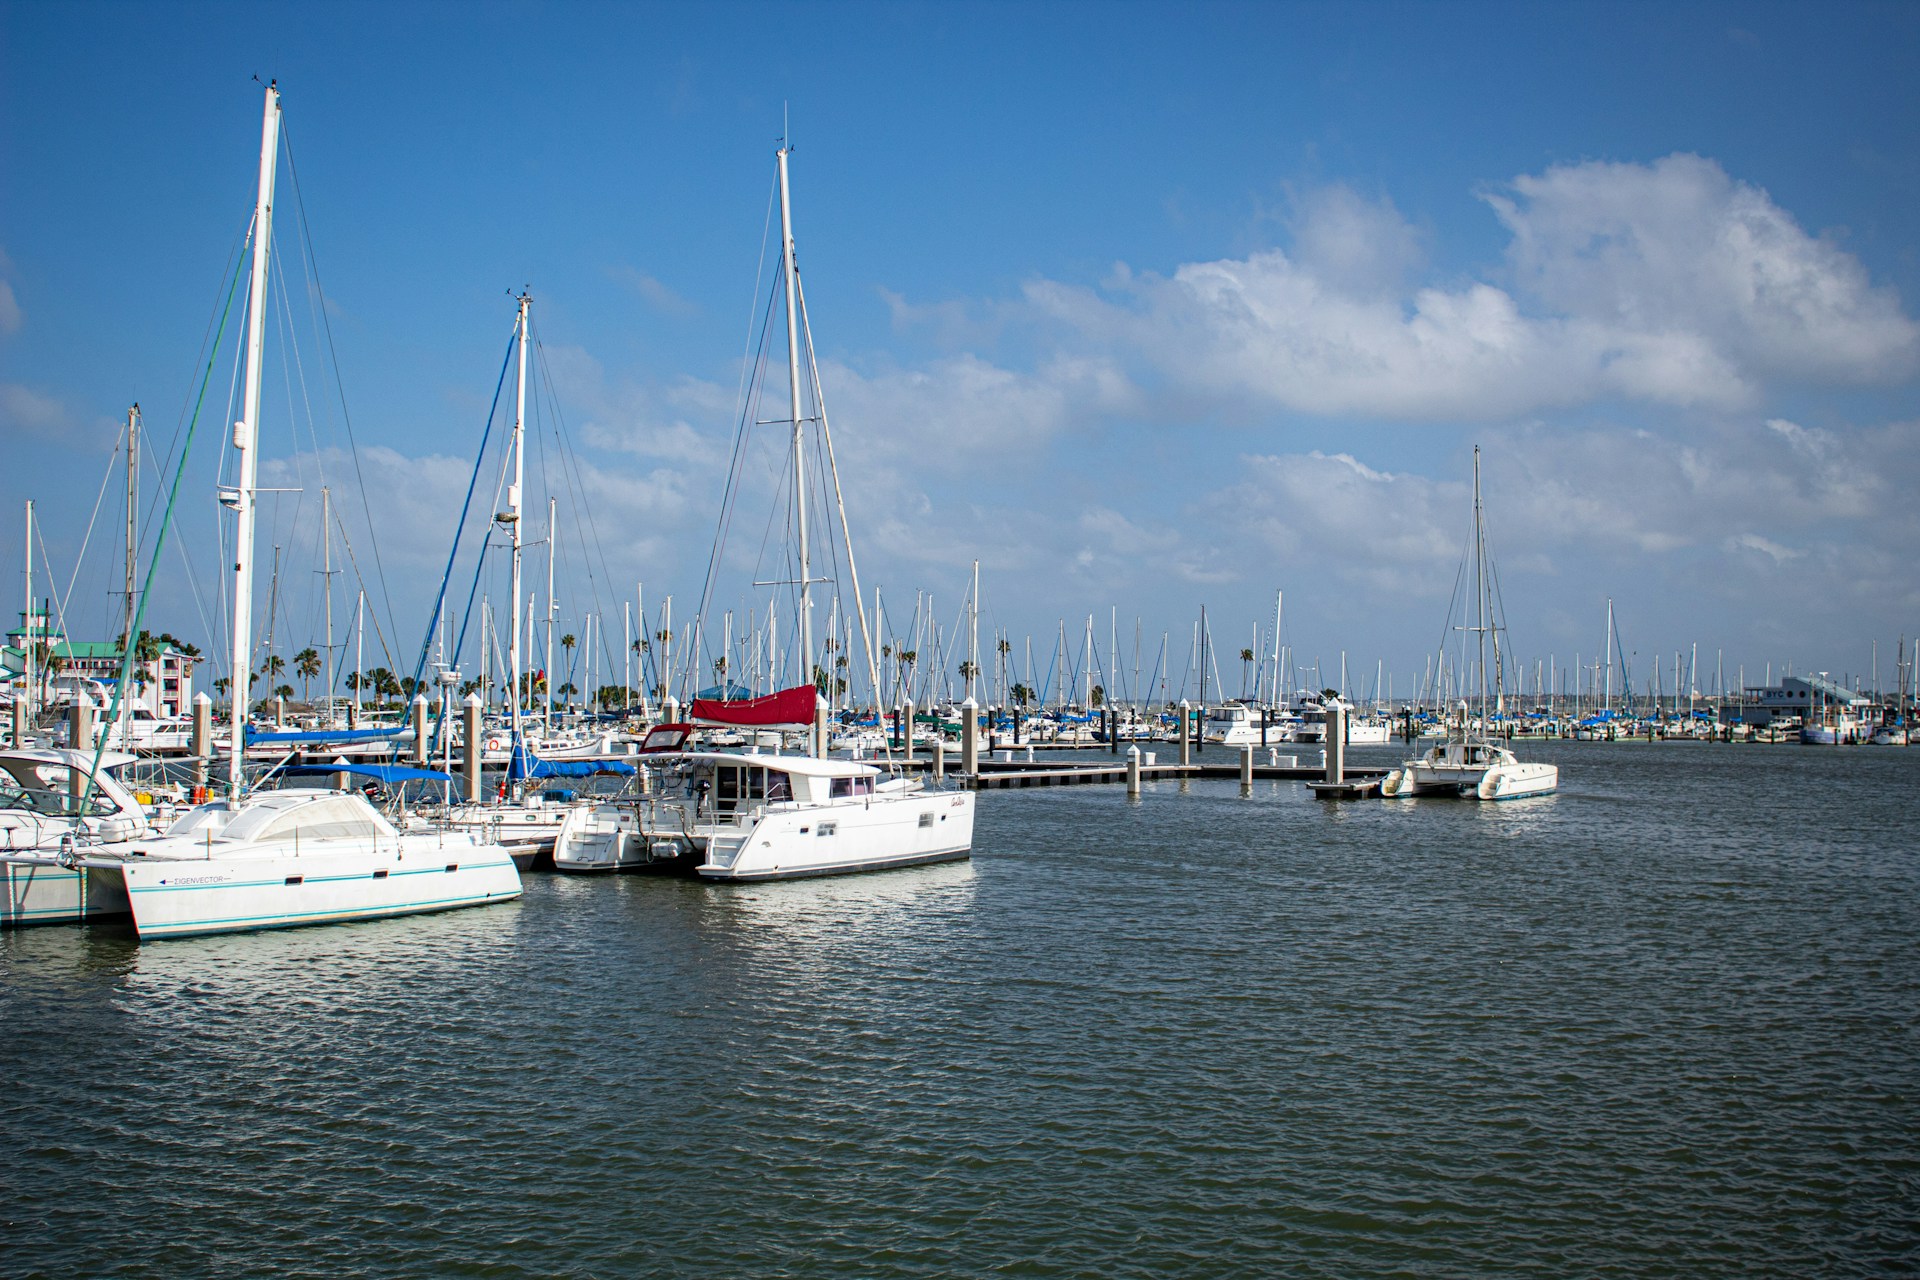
xmin=128 ymin=859 xmax=519 ymax=895
xmin=135 ymin=887 xmax=524 ymax=939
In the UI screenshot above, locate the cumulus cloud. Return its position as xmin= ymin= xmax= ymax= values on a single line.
xmin=1490 ymin=153 xmax=1920 ymax=389
xmin=0 ymin=383 xmax=68 ymax=436
xmin=1015 ymin=155 xmax=1917 ymax=422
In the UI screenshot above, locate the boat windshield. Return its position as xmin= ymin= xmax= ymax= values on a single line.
xmin=222 ymin=796 xmax=384 ymax=844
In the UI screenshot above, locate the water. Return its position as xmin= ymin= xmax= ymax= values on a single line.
xmin=5 ymin=741 xmax=1916 ymax=1277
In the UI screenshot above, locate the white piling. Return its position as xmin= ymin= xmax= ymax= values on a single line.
xmin=1240 ymin=744 xmax=1253 ymax=792
xmin=412 ymin=694 xmax=429 ymax=767
xmin=190 ymin=692 xmax=212 ymax=788
xmin=1178 ymin=698 xmax=1191 ymax=766
xmin=1126 ymin=744 xmax=1140 ymax=798
xmin=462 ymin=693 xmax=483 ymax=802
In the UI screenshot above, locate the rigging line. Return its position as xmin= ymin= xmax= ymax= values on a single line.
xmin=79 ymin=233 xmax=249 ymax=811
xmin=280 ymin=122 xmax=402 ymax=664
xmin=527 ymin=331 xmax=614 ymax=629
xmin=694 ymin=269 xmax=785 ymax=661
xmin=54 ymin=438 xmax=122 ymax=633
xmin=407 ymin=330 xmax=516 ymax=702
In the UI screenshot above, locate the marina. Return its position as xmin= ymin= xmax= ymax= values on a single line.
xmin=4 ymin=5 xmax=1918 ymax=1276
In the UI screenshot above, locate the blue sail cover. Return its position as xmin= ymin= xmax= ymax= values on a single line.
xmin=245 ymin=726 xmax=413 ymax=746
xmin=507 ymin=736 xmax=638 ymax=782
xmin=283 ymin=763 xmax=455 ymax=785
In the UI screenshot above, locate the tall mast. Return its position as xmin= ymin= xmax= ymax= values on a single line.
xmin=968 ymin=559 xmax=979 ymax=703
xmin=545 ymin=494 xmax=555 ymax=733
xmin=777 ymin=142 xmax=813 ymax=703
xmin=1271 ymin=589 xmax=1282 ymax=708
xmin=321 ymin=486 xmax=335 ymax=718
xmin=505 ymin=292 xmax=529 ymax=747
xmin=227 ymin=80 xmax=281 ymax=800
xmin=1603 ymin=596 xmax=1614 ymax=713
xmin=23 ymin=500 xmax=34 ymax=722
xmin=124 ymin=405 xmax=139 ymax=661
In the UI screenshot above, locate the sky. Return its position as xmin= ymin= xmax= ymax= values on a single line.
xmin=2 ymin=0 xmax=1918 ymax=704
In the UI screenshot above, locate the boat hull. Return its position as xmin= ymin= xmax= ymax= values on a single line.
xmin=0 ymin=857 xmax=132 ymax=926
xmin=698 ymin=791 xmax=976 ymax=882
xmin=112 ymin=843 xmax=522 ymax=939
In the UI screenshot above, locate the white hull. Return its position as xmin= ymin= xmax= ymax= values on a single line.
xmin=105 ymin=835 xmax=520 ymax=938
xmin=0 ymin=857 xmax=132 ymax=925
xmin=698 ymin=790 xmax=974 ymax=880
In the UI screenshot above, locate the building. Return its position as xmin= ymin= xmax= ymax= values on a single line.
xmin=2 ymin=608 xmax=199 ymax=718
xmin=1736 ymin=674 xmax=1872 ymax=727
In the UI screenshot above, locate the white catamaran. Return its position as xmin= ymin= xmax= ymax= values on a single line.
xmin=1382 ymin=447 xmax=1558 ymax=801
xmin=2 ymin=84 xmax=522 ymax=937
xmin=554 ymin=141 xmax=975 ymax=880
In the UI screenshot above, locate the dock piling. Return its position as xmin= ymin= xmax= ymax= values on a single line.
xmin=1178 ymin=698 xmax=1191 ymax=766
xmin=462 ymin=694 xmax=483 ymax=802
xmin=1126 ymin=745 xmax=1141 ymax=798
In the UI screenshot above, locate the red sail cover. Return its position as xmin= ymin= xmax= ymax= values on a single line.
xmin=690 ymin=685 xmax=821 ymax=730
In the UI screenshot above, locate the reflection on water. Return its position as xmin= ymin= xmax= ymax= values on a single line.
xmin=3 ymin=741 xmax=1917 ymax=1278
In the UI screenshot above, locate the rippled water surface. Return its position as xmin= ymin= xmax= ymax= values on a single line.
xmin=5 ymin=741 xmax=1917 ymax=1277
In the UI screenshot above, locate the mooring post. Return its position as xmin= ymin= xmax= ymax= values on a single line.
xmin=1240 ymin=744 xmax=1253 ymax=793
xmin=1178 ymin=699 xmax=1191 ymax=767
xmin=462 ymin=693 xmax=483 ymax=803
xmin=904 ymin=698 xmax=916 ymax=759
xmin=68 ymin=703 xmax=93 ymax=799
xmin=1127 ymin=744 xmax=1141 ymax=798
xmin=190 ymin=692 xmax=211 ymax=789
xmin=10 ymin=696 xmax=26 ymax=748
xmin=960 ymin=697 xmax=978 ymax=777
xmin=934 ymin=733 xmax=945 ymax=781
xmin=412 ymin=694 xmax=429 ymax=767
xmin=1327 ymin=702 xmax=1346 ymax=784
xmin=274 ymin=695 xmax=286 ymax=727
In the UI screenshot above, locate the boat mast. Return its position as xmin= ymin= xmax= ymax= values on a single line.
xmin=23 ymin=499 xmax=34 ymax=724
xmin=506 ymin=291 xmax=528 ymax=750
xmin=124 ymin=404 xmax=139 ymax=672
xmin=777 ymin=142 xmax=814 ymax=715
xmin=321 ymin=486 xmax=335 ymax=718
xmin=1603 ymin=596 xmax=1613 ymax=714
xmin=545 ymin=495 xmax=555 ymax=734
xmin=1271 ymin=589 xmax=1282 ymax=708
xmin=227 ymin=81 xmax=282 ymax=800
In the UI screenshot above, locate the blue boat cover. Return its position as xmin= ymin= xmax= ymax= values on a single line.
xmin=507 ymin=737 xmax=638 ymax=781
xmin=283 ymin=763 xmax=455 ymax=784
xmin=245 ymin=726 xmax=413 ymax=746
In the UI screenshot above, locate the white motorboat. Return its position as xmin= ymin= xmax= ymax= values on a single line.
xmin=1202 ymin=700 xmax=1296 ymax=745
xmin=1290 ymin=694 xmax=1391 ymax=746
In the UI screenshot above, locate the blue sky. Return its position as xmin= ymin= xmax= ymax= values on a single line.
xmin=3 ymin=1 xmax=1918 ymax=703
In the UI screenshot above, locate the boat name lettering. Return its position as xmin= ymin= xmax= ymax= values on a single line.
xmin=170 ymin=875 xmax=230 ymax=886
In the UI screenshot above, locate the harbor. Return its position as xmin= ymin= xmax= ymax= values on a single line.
xmin=5 ymin=4 xmax=1919 ymax=1276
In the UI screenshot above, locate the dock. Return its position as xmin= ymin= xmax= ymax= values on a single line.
xmin=964 ymin=758 xmax=1389 ymax=790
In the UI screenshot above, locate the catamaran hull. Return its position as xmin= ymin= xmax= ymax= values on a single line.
xmin=113 ymin=847 xmax=522 ymax=939
xmin=702 ymin=845 xmax=970 ymax=882
xmin=698 ymin=792 xmax=976 ymax=882
xmin=1 ymin=858 xmax=132 ymax=926
xmin=1381 ymin=761 xmax=1558 ymax=800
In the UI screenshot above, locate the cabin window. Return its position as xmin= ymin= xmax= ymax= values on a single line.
xmin=918 ymin=812 xmax=934 ymax=828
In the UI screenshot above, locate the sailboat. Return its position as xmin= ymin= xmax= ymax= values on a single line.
xmin=31 ymin=84 xmax=523 ymax=938
xmin=1382 ymin=447 xmax=1558 ymax=801
xmin=553 ymin=140 xmax=975 ymax=880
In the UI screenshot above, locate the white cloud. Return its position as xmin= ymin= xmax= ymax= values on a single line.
xmin=0 ymin=383 xmax=68 ymax=435
xmin=1491 ymin=153 xmax=1920 ymax=389
xmin=1013 ymin=154 xmax=1917 ymax=423
xmin=0 ymin=279 xmax=21 ymax=337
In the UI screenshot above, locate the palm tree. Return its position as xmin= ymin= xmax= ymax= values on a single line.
xmin=1240 ymin=648 xmax=1255 ymax=698
xmin=294 ymin=647 xmax=321 ymax=703
xmin=260 ymin=653 xmax=285 ymax=686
